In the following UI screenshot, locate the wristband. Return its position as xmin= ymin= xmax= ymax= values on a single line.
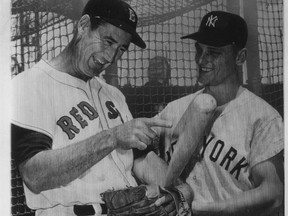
xmin=160 ymin=186 xmax=192 ymax=216
xmin=168 ymin=187 xmax=186 ymax=203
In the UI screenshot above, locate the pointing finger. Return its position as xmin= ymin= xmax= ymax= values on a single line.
xmin=141 ymin=118 xmax=172 ymax=128
xmin=135 ymin=131 xmax=152 ymax=146
xmin=155 ymin=196 xmax=166 ymax=206
xmin=140 ymin=125 xmax=157 ymax=140
xmin=134 ymin=140 xmax=147 ymax=150
xmin=155 ymin=194 xmax=173 ymax=206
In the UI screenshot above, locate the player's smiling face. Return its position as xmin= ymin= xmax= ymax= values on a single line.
xmin=195 ymin=42 xmax=236 ymax=86
xmin=76 ymin=21 xmax=131 ymax=81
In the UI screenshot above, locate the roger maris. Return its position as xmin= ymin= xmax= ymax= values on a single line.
xmin=154 ymin=11 xmax=284 ymax=216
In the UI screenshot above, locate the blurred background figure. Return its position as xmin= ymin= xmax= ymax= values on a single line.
xmin=142 ymin=56 xmax=171 ymax=117
xmin=145 ymin=56 xmax=171 ymax=87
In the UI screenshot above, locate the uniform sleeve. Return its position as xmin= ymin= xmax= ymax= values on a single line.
xmin=11 ymin=124 xmax=52 ymax=166
xmin=12 ymin=71 xmax=55 ymax=138
xmin=249 ymin=116 xmax=284 ymax=168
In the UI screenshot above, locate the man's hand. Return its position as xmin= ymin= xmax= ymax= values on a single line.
xmin=155 ymin=183 xmax=193 ymax=216
xmin=101 ymin=184 xmax=192 ymax=216
xmin=112 ymin=118 xmax=172 ymax=150
xmin=101 ymin=184 xmax=166 ymax=215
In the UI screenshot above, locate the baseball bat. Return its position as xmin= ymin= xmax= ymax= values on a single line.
xmin=164 ymin=93 xmax=217 ymax=187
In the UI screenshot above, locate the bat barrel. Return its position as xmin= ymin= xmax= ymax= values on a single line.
xmin=165 ymin=93 xmax=217 ymax=187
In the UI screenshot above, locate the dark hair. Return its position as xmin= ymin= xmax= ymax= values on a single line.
xmin=231 ymin=43 xmax=244 ymax=58
xmin=68 ymin=15 xmax=106 ymax=48
xmin=89 ymin=16 xmax=107 ymax=30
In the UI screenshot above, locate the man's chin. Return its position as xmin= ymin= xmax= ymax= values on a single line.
xmin=91 ymin=68 xmax=102 ymax=77
xmin=197 ymin=78 xmax=208 ymax=87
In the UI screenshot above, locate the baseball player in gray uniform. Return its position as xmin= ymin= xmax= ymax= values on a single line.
xmin=11 ymin=0 xmax=193 ymax=215
xmin=155 ymin=11 xmax=284 ymax=216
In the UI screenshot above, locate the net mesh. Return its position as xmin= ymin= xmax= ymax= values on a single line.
xmin=11 ymin=0 xmax=284 ymax=215
xmin=257 ymin=0 xmax=283 ymax=117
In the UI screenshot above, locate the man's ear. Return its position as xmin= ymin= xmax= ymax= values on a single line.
xmin=236 ymin=48 xmax=247 ymax=66
xmin=77 ymin=14 xmax=91 ymax=36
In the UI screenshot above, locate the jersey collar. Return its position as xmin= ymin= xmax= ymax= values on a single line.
xmin=39 ymin=59 xmax=97 ymax=90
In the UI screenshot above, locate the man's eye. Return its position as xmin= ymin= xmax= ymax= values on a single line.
xmin=104 ymin=39 xmax=113 ymax=46
xmin=119 ymin=47 xmax=127 ymax=53
xmin=206 ymin=50 xmax=220 ymax=57
xmin=206 ymin=51 xmax=213 ymax=56
xmin=212 ymin=52 xmax=222 ymax=57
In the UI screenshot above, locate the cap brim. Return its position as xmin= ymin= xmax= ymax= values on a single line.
xmin=181 ymin=33 xmax=196 ymax=40
xmin=181 ymin=31 xmax=230 ymax=47
xmin=131 ymin=32 xmax=146 ymax=49
xmin=101 ymin=17 xmax=146 ymax=49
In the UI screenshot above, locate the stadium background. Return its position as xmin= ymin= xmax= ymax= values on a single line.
xmin=11 ymin=0 xmax=283 ymax=215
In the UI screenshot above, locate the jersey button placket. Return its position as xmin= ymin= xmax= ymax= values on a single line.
xmin=89 ymin=82 xmax=131 ymax=186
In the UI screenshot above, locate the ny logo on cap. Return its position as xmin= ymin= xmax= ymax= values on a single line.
xmin=128 ymin=8 xmax=136 ymax=22
xmin=206 ymin=15 xmax=218 ymax=27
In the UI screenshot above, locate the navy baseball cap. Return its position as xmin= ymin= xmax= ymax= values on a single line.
xmin=82 ymin=0 xmax=146 ymax=49
xmin=181 ymin=11 xmax=248 ymax=48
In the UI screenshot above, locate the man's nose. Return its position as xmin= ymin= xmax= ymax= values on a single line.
xmin=105 ymin=46 xmax=119 ymax=64
xmin=197 ymin=51 xmax=208 ymax=65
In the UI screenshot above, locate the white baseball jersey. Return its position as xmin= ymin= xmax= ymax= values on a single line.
xmin=157 ymin=87 xmax=283 ymax=203
xmin=12 ymin=59 xmax=137 ymax=215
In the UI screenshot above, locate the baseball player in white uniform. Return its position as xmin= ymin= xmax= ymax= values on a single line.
xmin=12 ymin=0 xmax=193 ymax=215
xmin=156 ymin=11 xmax=284 ymax=216
xmin=13 ymin=60 xmax=138 ymax=214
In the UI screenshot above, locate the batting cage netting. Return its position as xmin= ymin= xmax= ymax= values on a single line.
xmin=11 ymin=0 xmax=283 ymax=215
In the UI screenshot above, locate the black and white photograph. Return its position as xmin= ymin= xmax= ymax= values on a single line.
xmin=8 ymin=0 xmax=284 ymax=215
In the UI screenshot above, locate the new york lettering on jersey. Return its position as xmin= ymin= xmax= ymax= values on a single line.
xmin=200 ymin=135 xmax=249 ymax=180
xmin=166 ymin=134 xmax=249 ymax=181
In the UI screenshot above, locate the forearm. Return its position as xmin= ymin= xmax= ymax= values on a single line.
xmin=133 ymin=151 xmax=168 ymax=187
xmin=133 ymin=151 xmax=186 ymax=187
xmin=193 ymin=184 xmax=283 ymax=216
xmin=201 ymin=157 xmax=284 ymax=216
xmin=134 ymin=151 xmax=194 ymax=213
xmin=20 ymin=129 xmax=116 ymax=193
xmin=224 ymin=184 xmax=283 ymax=215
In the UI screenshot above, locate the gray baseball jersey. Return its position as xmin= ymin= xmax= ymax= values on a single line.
xmin=157 ymin=87 xmax=283 ymax=202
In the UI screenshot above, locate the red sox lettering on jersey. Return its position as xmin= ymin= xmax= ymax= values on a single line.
xmin=57 ymin=101 xmax=124 ymax=140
